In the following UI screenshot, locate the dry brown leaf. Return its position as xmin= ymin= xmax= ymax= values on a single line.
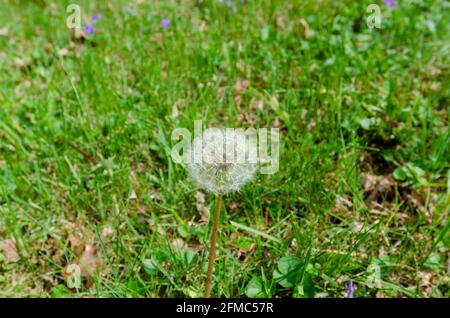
xmin=129 ymin=190 xmax=138 ymax=201
xmin=217 ymin=87 xmax=226 ymax=99
xmin=276 ymin=16 xmax=287 ymax=31
xmin=273 ymin=117 xmax=281 ymax=127
xmin=68 ymin=234 xmax=84 ymax=256
xmin=79 ymin=244 xmax=102 ymax=277
xmin=58 ymin=48 xmax=70 ymax=57
xmin=68 ymin=234 xmax=82 ymax=247
xmin=0 ymin=26 xmax=9 ymax=36
xmin=298 ymin=19 xmax=310 ymax=39
xmin=171 ymin=238 xmax=185 ymax=251
xmin=101 ymin=226 xmax=114 ymax=238
xmin=137 ymin=163 xmax=145 ymax=174
xmin=196 ymin=191 xmax=206 ymax=203
xmin=229 ymin=202 xmax=239 ymax=211
xmin=2 ymin=239 xmax=20 ymax=263
xmin=234 ymin=94 xmax=242 ymax=107
xmin=375 ymin=290 xmax=387 ymax=298
xmin=419 ymin=272 xmax=433 ymax=287
xmin=149 ymin=190 xmax=161 ymax=201
xmin=171 ymin=104 xmax=179 ymax=119
xmin=196 ymin=203 xmax=209 ymax=223
xmin=250 ymin=98 xmax=265 ymax=112
xmin=407 ymin=189 xmax=435 ymax=223
xmin=332 ymin=195 xmax=353 ymax=215
xmin=233 ymin=79 xmax=250 ymax=95
xmin=360 ymin=172 xmax=395 ymax=205
xmin=12 ymin=57 xmax=32 ymax=70
xmin=170 ymin=99 xmax=186 ymax=119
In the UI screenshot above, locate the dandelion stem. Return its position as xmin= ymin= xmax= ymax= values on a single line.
xmin=204 ymin=192 xmax=222 ymax=298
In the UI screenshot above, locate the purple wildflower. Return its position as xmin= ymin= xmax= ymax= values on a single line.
xmin=225 ymin=0 xmax=235 ymax=7
xmin=161 ymin=18 xmax=171 ymax=29
xmin=347 ymin=280 xmax=354 ymax=298
xmin=91 ymin=13 xmax=102 ymax=22
xmin=383 ymin=0 xmax=397 ymax=8
xmin=84 ymin=23 xmax=95 ymax=36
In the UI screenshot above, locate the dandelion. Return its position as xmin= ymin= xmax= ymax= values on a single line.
xmin=383 ymin=0 xmax=397 ymax=8
xmin=186 ymin=129 xmax=257 ymax=297
xmin=161 ymin=18 xmax=171 ymax=29
xmin=187 ymin=129 xmax=257 ymax=195
xmin=347 ymin=280 xmax=354 ymax=298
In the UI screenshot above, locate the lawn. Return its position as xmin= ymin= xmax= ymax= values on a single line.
xmin=0 ymin=0 xmax=448 ymax=298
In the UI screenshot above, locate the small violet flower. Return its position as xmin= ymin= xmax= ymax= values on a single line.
xmin=383 ymin=0 xmax=397 ymax=8
xmin=347 ymin=280 xmax=354 ymax=298
xmin=84 ymin=23 xmax=95 ymax=36
xmin=161 ymin=18 xmax=171 ymax=29
xmin=91 ymin=13 xmax=102 ymax=23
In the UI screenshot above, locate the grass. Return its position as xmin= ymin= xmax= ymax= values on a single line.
xmin=0 ymin=0 xmax=449 ymax=298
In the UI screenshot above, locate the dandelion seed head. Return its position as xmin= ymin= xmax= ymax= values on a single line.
xmin=186 ymin=129 xmax=257 ymax=195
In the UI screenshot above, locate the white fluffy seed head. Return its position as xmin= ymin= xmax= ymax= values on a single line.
xmin=186 ymin=129 xmax=257 ymax=195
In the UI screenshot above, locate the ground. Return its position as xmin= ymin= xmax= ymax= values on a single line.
xmin=0 ymin=0 xmax=448 ymax=298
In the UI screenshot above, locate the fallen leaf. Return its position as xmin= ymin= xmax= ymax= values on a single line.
xmin=171 ymin=238 xmax=185 ymax=251
xmin=360 ymin=172 xmax=395 ymax=205
xmin=196 ymin=203 xmax=209 ymax=223
xmin=196 ymin=191 xmax=206 ymax=203
xmin=58 ymin=48 xmax=70 ymax=57
xmin=233 ymin=79 xmax=250 ymax=95
xmin=171 ymin=98 xmax=187 ymax=119
xmin=137 ymin=163 xmax=145 ymax=174
xmin=229 ymin=202 xmax=239 ymax=211
xmin=149 ymin=190 xmax=161 ymax=201
xmin=2 ymin=239 xmax=20 ymax=263
xmin=276 ymin=16 xmax=287 ymax=31
xmin=68 ymin=234 xmax=83 ymax=256
xmin=419 ymin=272 xmax=433 ymax=287
xmin=171 ymin=104 xmax=179 ymax=119
xmin=0 ymin=26 xmax=8 ymax=36
xmin=234 ymin=94 xmax=242 ymax=107
xmin=12 ymin=57 xmax=32 ymax=70
xmin=129 ymin=190 xmax=138 ymax=200
xmin=68 ymin=234 xmax=82 ymax=247
xmin=79 ymin=244 xmax=101 ymax=277
xmin=298 ymin=19 xmax=309 ymax=39
xmin=101 ymin=226 xmax=114 ymax=238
